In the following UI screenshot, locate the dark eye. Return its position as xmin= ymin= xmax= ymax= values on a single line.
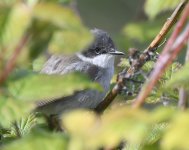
xmin=95 ymin=47 xmax=101 ymax=54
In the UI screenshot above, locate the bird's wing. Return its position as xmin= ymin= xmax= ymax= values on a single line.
xmin=41 ymin=54 xmax=103 ymax=80
xmin=41 ymin=55 xmax=82 ymax=75
xmin=36 ymin=54 xmax=104 ymax=108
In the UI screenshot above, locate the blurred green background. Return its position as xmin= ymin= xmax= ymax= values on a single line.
xmin=76 ymin=0 xmax=185 ymax=62
xmin=1 ymin=0 xmax=188 ymax=150
xmin=77 ymin=0 xmax=145 ymax=33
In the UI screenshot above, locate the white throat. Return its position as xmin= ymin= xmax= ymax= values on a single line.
xmin=77 ymin=53 xmax=115 ymax=68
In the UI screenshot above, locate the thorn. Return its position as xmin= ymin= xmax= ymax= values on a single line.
xmin=158 ymin=38 xmax=167 ymax=48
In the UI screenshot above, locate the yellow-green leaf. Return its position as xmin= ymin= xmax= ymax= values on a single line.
xmin=0 ymin=96 xmax=34 ymax=127
xmin=11 ymin=114 xmax=37 ymax=137
xmin=162 ymin=111 xmax=189 ymax=150
xmin=8 ymin=72 xmax=102 ymax=102
xmin=63 ymin=110 xmax=98 ymax=135
xmin=49 ymin=29 xmax=93 ymax=54
xmin=1 ymin=3 xmax=31 ymax=58
xmin=32 ymin=3 xmax=92 ymax=54
xmin=166 ymin=62 xmax=189 ymax=90
xmin=145 ymin=0 xmax=180 ymax=19
xmin=32 ymin=3 xmax=80 ymax=29
xmin=2 ymin=132 xmax=67 ymax=150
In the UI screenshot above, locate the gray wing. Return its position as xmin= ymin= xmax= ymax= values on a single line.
xmin=41 ymin=55 xmax=82 ymax=75
xmin=36 ymin=54 xmax=104 ymax=112
xmin=40 ymin=54 xmax=103 ymax=81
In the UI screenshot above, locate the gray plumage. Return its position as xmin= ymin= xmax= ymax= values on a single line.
xmin=35 ymin=29 xmax=124 ymax=116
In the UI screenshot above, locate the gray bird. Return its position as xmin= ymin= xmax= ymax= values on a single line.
xmin=36 ymin=29 xmax=124 ymax=117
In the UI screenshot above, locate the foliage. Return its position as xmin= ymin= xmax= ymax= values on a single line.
xmin=166 ymin=62 xmax=189 ymax=90
xmin=8 ymin=72 xmax=102 ymax=102
xmin=161 ymin=111 xmax=189 ymax=150
xmin=2 ymin=131 xmax=68 ymax=150
xmin=0 ymin=0 xmax=189 ymax=150
xmin=0 ymin=0 xmax=93 ymax=141
xmin=62 ymin=107 xmax=176 ymax=149
xmin=145 ymin=0 xmax=181 ymax=19
xmin=123 ymin=19 xmax=163 ymax=43
xmin=0 ymin=96 xmax=34 ymax=127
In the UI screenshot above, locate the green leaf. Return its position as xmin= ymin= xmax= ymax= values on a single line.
xmin=165 ymin=62 xmax=189 ymax=90
xmin=145 ymin=123 xmax=167 ymax=145
xmin=145 ymin=0 xmax=180 ymax=19
xmin=142 ymin=61 xmax=154 ymax=73
xmin=117 ymin=58 xmax=130 ymax=68
xmin=32 ymin=56 xmax=47 ymax=72
xmin=33 ymin=3 xmax=77 ymax=29
xmin=48 ymin=28 xmax=93 ymax=54
xmin=28 ymin=20 xmax=55 ymax=59
xmin=8 ymin=72 xmax=102 ymax=102
xmin=162 ymin=111 xmax=189 ymax=150
xmin=62 ymin=106 xmax=179 ymax=149
xmin=63 ymin=110 xmax=97 ymax=135
xmin=32 ymin=3 xmax=92 ymax=54
xmin=2 ymin=131 xmax=67 ymax=150
xmin=11 ymin=114 xmax=37 ymax=137
xmin=0 ymin=5 xmax=11 ymax=43
xmin=123 ymin=19 xmax=164 ymax=44
xmin=1 ymin=3 xmax=31 ymax=59
xmin=63 ymin=108 xmax=152 ymax=149
xmin=0 ymin=96 xmax=34 ymax=127
xmin=99 ymin=107 xmax=151 ymax=147
xmin=0 ymin=0 xmax=18 ymax=5
xmin=32 ymin=3 xmax=80 ymax=29
xmin=149 ymin=107 xmax=176 ymax=123
xmin=147 ymin=62 xmax=181 ymax=103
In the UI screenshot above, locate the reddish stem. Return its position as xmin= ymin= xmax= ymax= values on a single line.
xmin=162 ymin=2 xmax=189 ymax=54
xmin=0 ymin=33 xmax=29 ymax=85
xmin=95 ymin=1 xmax=188 ymax=113
xmin=178 ymin=34 xmax=189 ymax=110
xmin=132 ymin=22 xmax=189 ymax=108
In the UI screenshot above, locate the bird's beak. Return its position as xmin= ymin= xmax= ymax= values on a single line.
xmin=108 ymin=50 xmax=125 ymax=55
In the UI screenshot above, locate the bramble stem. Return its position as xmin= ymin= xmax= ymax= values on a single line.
xmin=95 ymin=0 xmax=188 ymax=113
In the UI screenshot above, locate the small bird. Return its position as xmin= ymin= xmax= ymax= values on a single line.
xmin=36 ymin=29 xmax=124 ymax=117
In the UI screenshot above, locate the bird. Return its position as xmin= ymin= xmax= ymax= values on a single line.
xmin=35 ymin=29 xmax=124 ymax=118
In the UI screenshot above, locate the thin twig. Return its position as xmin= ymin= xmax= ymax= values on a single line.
xmin=162 ymin=1 xmax=189 ymax=55
xmin=132 ymin=23 xmax=189 ymax=108
xmin=0 ymin=33 xmax=29 ymax=85
xmin=178 ymin=37 xmax=189 ymax=110
xmin=178 ymin=88 xmax=188 ymax=110
xmin=148 ymin=1 xmax=187 ymax=50
xmin=133 ymin=3 xmax=189 ymax=108
xmin=95 ymin=0 xmax=188 ymax=113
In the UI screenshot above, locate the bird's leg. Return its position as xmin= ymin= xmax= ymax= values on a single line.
xmin=46 ymin=115 xmax=63 ymax=131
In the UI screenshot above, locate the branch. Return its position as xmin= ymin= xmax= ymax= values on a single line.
xmin=178 ymin=88 xmax=189 ymax=110
xmin=0 ymin=33 xmax=29 ymax=85
xmin=95 ymin=0 xmax=188 ymax=113
xmin=178 ymin=36 xmax=189 ymax=110
xmin=162 ymin=1 xmax=189 ymax=55
xmin=148 ymin=1 xmax=187 ymax=50
xmin=132 ymin=22 xmax=189 ymax=108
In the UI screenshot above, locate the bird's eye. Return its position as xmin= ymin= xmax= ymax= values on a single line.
xmin=95 ymin=48 xmax=101 ymax=54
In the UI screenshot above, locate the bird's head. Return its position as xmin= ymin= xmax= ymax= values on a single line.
xmin=80 ymin=29 xmax=124 ymax=68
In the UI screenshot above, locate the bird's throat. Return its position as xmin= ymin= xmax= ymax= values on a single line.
xmin=77 ymin=53 xmax=115 ymax=68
